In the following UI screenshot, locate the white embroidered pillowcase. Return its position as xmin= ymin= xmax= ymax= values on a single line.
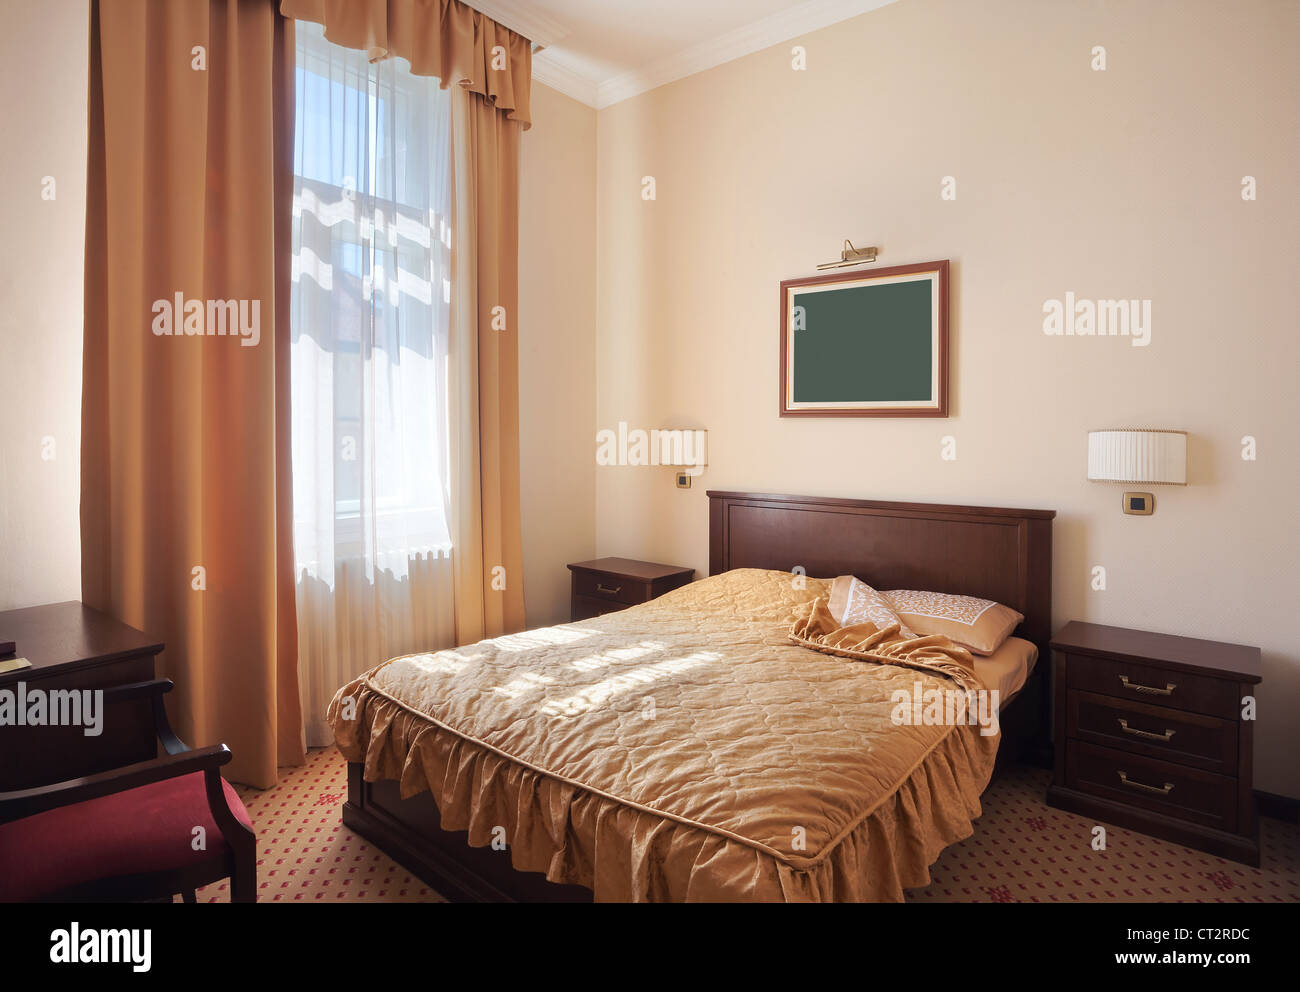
xmin=883 ymin=589 xmax=1023 ymax=656
xmin=828 ymin=576 xmax=915 ymax=638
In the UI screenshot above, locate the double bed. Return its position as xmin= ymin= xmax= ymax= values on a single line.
xmin=333 ymin=490 xmax=1055 ymax=901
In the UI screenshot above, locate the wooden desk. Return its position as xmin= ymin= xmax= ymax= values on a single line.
xmin=0 ymin=602 xmax=164 ymax=790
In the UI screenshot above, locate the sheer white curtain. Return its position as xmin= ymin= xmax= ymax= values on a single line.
xmin=291 ymin=21 xmax=457 ymax=745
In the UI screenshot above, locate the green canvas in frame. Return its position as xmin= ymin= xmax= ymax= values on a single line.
xmin=779 ymin=260 xmax=949 ymax=417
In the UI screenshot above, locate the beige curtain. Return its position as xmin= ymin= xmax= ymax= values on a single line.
xmin=448 ymin=88 xmax=526 ymax=642
xmin=279 ymin=0 xmax=532 ymax=127
xmin=283 ymin=0 xmax=528 ymax=641
xmin=82 ymin=0 xmax=303 ymax=788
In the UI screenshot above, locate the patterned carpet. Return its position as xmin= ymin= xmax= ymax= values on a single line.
xmin=194 ymin=746 xmax=442 ymax=903
xmin=195 ymin=746 xmax=1300 ymax=903
xmin=910 ymin=762 xmax=1299 ymax=903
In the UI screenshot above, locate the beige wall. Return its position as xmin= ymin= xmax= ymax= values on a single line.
xmin=0 ymin=0 xmax=88 ymax=612
xmin=594 ymin=0 xmax=1300 ymax=795
xmin=519 ymin=83 xmax=599 ymax=626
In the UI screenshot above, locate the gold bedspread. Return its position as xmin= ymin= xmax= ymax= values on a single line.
xmin=329 ymin=568 xmax=1000 ymax=901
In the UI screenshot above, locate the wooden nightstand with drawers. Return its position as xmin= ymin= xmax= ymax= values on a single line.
xmin=567 ymin=558 xmax=694 ymax=622
xmin=1046 ymin=621 xmax=1262 ymax=866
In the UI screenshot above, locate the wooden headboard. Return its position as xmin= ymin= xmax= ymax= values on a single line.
xmin=707 ymin=490 xmax=1056 ymax=656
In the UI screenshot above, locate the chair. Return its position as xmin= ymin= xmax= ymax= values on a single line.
xmin=0 ymin=679 xmax=257 ymax=902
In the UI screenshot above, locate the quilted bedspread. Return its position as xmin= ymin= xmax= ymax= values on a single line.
xmin=329 ymin=568 xmax=999 ymax=901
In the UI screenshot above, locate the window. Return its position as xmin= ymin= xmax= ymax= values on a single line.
xmin=290 ymin=20 xmax=453 ymax=569
xmin=289 ymin=22 xmax=459 ymax=745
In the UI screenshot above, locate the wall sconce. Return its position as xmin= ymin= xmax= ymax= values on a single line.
xmin=1087 ymin=428 xmax=1187 ymax=514
xmin=659 ymin=429 xmax=708 ymax=488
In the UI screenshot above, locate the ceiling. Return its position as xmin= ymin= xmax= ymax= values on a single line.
xmin=471 ymin=0 xmax=900 ymax=109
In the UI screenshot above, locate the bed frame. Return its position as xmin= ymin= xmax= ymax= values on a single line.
xmin=341 ymin=490 xmax=1056 ymax=902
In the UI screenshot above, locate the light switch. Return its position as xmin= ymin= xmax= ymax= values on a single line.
xmin=1122 ymin=492 xmax=1154 ymax=515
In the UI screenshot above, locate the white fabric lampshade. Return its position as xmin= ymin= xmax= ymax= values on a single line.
xmin=1087 ymin=429 xmax=1187 ymax=485
xmin=658 ymin=429 xmax=708 ymax=467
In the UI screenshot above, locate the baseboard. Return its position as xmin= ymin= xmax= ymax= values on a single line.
xmin=1255 ymin=790 xmax=1300 ymax=823
xmin=1047 ymin=784 xmax=1260 ymax=867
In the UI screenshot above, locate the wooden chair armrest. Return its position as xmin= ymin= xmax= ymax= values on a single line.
xmin=101 ymin=678 xmax=174 ymax=704
xmin=101 ymin=677 xmax=189 ymax=755
xmin=0 ymin=743 xmax=231 ymax=823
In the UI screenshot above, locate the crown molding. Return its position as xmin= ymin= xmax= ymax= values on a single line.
xmin=463 ymin=0 xmax=570 ymax=49
xmin=593 ymin=0 xmax=899 ymax=109
xmin=531 ymin=54 xmax=600 ymax=108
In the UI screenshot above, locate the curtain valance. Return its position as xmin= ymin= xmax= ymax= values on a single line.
xmin=280 ymin=0 xmax=532 ymax=127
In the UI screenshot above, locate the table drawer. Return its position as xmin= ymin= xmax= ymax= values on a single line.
xmin=1067 ymin=689 xmax=1236 ymax=774
xmin=1066 ymin=654 xmax=1241 ymax=720
xmin=1065 ymin=739 xmax=1237 ymax=832
xmin=571 ymin=594 xmax=628 ymax=621
xmin=571 ymin=571 xmax=646 ymax=606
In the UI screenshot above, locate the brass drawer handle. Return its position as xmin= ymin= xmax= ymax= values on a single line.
xmin=1119 ymin=675 xmax=1176 ymax=696
xmin=1117 ymin=771 xmax=1175 ymax=796
xmin=1118 ymin=718 xmax=1176 ymax=742
xmin=595 ymin=583 xmax=622 ymax=596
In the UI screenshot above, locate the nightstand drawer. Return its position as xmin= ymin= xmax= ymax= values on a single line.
xmin=1066 ymin=654 xmax=1241 ymax=720
xmin=571 ymin=570 xmax=645 ymax=606
xmin=1067 ymin=690 xmax=1236 ymax=774
xmin=1065 ymin=740 xmax=1237 ymax=832
xmin=571 ymin=594 xmax=628 ymax=621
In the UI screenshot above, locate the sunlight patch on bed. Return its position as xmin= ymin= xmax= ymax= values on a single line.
xmin=569 ymin=641 xmax=666 ymax=672
xmin=491 ymin=626 xmax=595 ymax=652
xmin=539 ymin=651 xmax=722 ymax=719
xmin=491 ymin=670 xmax=556 ymax=699
xmin=405 ymin=651 xmax=477 ymax=676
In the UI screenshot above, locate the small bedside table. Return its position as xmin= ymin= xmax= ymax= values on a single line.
xmin=1046 ymin=621 xmax=1262 ymax=866
xmin=567 ymin=557 xmax=694 ymax=622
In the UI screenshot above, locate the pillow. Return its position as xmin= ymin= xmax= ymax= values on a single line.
xmin=828 ymin=576 xmax=915 ymax=637
xmin=883 ymin=590 xmax=1023 ymax=656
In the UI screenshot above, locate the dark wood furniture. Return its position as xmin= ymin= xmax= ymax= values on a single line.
xmin=343 ymin=490 xmax=1055 ymax=901
xmin=0 ymin=602 xmax=164 ymax=791
xmin=708 ymin=490 xmax=1055 ymax=766
xmin=1046 ymin=621 xmax=1262 ymax=866
xmin=0 ymin=678 xmax=257 ymax=902
xmin=567 ymin=557 xmax=694 ymax=622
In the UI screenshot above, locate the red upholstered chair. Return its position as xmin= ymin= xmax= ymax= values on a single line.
xmin=0 ymin=679 xmax=256 ymax=903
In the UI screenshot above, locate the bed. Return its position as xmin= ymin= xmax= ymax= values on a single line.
xmin=334 ymin=490 xmax=1055 ymax=901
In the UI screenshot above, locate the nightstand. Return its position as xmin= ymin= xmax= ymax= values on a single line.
xmin=567 ymin=557 xmax=694 ymax=622
xmin=1046 ymin=621 xmax=1262 ymax=866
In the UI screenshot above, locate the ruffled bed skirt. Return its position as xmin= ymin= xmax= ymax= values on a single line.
xmin=330 ymin=674 xmax=1001 ymax=902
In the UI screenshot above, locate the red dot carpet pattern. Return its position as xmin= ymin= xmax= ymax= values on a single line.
xmin=197 ymin=747 xmax=1299 ymax=903
xmin=194 ymin=746 xmax=442 ymax=903
xmin=909 ymin=763 xmax=1300 ymax=903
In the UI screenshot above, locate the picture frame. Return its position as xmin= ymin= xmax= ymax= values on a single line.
xmin=779 ymin=259 xmax=949 ymax=417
